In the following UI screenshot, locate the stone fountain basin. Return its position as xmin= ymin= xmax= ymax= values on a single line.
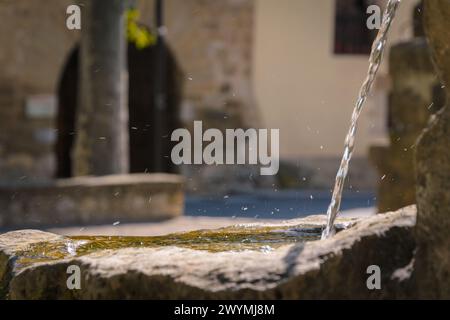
xmin=0 ymin=206 xmax=416 ymax=299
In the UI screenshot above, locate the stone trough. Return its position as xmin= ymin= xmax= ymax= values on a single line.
xmin=0 ymin=206 xmax=416 ymax=299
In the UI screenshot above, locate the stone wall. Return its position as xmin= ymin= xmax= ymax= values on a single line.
xmin=0 ymin=0 xmax=78 ymax=182
xmin=0 ymin=0 xmax=258 ymax=183
xmin=414 ymin=0 xmax=450 ymax=299
xmin=0 ymin=174 xmax=184 ymax=228
xmin=143 ymin=0 xmax=260 ymax=129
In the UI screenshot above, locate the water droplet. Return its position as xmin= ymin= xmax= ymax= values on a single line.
xmin=260 ymin=245 xmax=274 ymax=253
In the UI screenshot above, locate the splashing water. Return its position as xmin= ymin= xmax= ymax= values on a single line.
xmin=322 ymin=0 xmax=402 ymax=239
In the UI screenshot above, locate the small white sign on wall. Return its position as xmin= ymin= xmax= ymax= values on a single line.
xmin=33 ymin=128 xmax=57 ymax=145
xmin=25 ymin=94 xmax=58 ymax=119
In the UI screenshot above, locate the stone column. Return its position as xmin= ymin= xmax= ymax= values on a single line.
xmin=73 ymin=0 xmax=129 ymax=176
xmin=415 ymin=0 xmax=450 ymax=299
xmin=369 ymin=3 xmax=445 ymax=213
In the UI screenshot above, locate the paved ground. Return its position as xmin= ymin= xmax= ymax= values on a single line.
xmin=185 ymin=190 xmax=376 ymax=219
xmin=47 ymin=190 xmax=376 ymax=236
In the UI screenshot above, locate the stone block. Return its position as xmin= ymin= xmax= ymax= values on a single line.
xmin=0 ymin=174 xmax=184 ymax=229
xmin=0 ymin=206 xmax=416 ymax=299
xmin=370 ymin=38 xmax=444 ymax=213
xmin=414 ymin=0 xmax=450 ymax=299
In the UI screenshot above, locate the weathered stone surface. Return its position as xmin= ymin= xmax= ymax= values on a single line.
xmin=0 ymin=174 xmax=184 ymax=228
xmin=414 ymin=0 xmax=450 ymax=299
xmin=370 ymin=36 xmax=445 ymax=213
xmin=1 ymin=206 xmax=416 ymax=299
xmin=0 ymin=230 xmax=63 ymax=298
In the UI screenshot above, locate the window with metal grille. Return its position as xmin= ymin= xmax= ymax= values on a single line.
xmin=334 ymin=0 xmax=378 ymax=55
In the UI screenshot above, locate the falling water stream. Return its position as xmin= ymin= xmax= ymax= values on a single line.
xmin=322 ymin=0 xmax=402 ymax=239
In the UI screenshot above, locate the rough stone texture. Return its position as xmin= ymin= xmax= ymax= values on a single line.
xmin=370 ymin=14 xmax=445 ymax=213
xmin=414 ymin=0 xmax=450 ymax=299
xmin=0 ymin=230 xmax=62 ymax=297
xmin=0 ymin=206 xmax=416 ymax=299
xmin=0 ymin=174 xmax=184 ymax=229
xmin=153 ymin=0 xmax=260 ymax=129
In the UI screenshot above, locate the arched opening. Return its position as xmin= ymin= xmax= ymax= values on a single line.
xmin=56 ymin=43 xmax=183 ymax=178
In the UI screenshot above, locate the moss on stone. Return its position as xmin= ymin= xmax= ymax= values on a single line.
xmin=13 ymin=224 xmax=325 ymax=271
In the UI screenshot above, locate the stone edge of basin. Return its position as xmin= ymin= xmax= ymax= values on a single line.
xmin=0 ymin=205 xmax=417 ymax=299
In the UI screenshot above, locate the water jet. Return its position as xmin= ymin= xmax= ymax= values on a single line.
xmin=1 ymin=0 xmax=449 ymax=300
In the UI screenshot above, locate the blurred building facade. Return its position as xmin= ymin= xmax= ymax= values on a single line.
xmin=0 ymin=0 xmax=421 ymax=193
xmin=0 ymin=0 xmax=257 ymax=187
xmin=253 ymin=0 xmax=419 ymax=190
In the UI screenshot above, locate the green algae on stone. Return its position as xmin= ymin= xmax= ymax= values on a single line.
xmin=13 ymin=223 xmax=325 ymax=271
xmin=3 ymin=208 xmax=417 ymax=299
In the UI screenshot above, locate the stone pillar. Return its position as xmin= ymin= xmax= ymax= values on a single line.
xmin=370 ymin=4 xmax=444 ymax=213
xmin=73 ymin=0 xmax=129 ymax=176
xmin=414 ymin=0 xmax=450 ymax=299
